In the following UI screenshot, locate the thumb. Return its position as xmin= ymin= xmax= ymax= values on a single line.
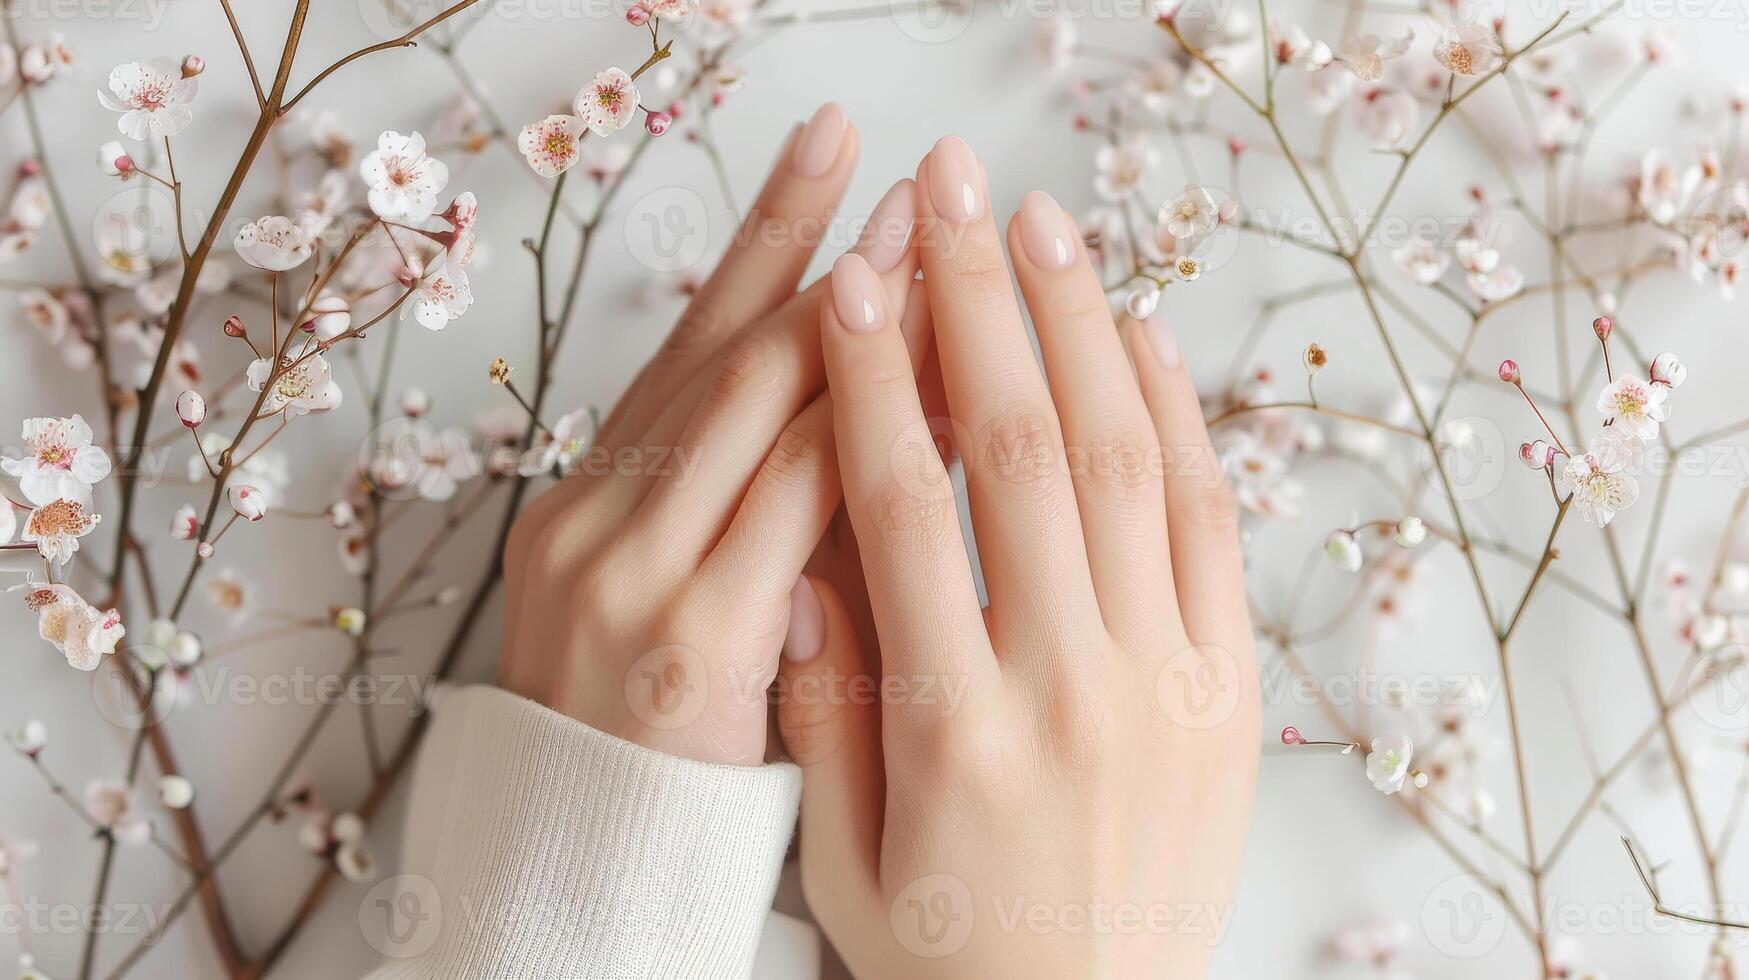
xmin=777 ymin=574 xmax=883 ymax=916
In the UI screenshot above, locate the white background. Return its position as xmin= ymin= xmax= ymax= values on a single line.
xmin=4 ymin=0 xmax=1749 ymax=976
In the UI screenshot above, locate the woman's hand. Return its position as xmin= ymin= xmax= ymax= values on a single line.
xmin=777 ymin=138 xmax=1260 ymax=976
xmin=497 ymin=104 xmax=931 ymax=766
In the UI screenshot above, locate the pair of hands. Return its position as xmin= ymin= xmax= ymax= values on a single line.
xmin=499 ymin=103 xmax=1260 ymax=976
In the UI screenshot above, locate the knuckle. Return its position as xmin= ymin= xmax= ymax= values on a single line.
xmin=711 ymin=331 xmax=786 ymax=404
xmin=662 ymin=302 xmax=731 ymax=363
xmin=1044 ymin=293 xmax=1112 ymax=329
xmin=860 ymin=477 xmax=959 ymax=560
xmin=919 ymin=710 xmax=1005 ymax=784
xmin=777 ymin=698 xmax=849 ymax=768
xmin=1188 ymin=484 xmax=1241 ymax=537
xmin=761 ymin=422 xmax=827 ymax=489
xmin=1042 ymin=670 xmax=1113 ymax=771
xmin=973 ymin=402 xmax=1060 ymax=489
xmin=1071 ymin=422 xmax=1159 ymax=501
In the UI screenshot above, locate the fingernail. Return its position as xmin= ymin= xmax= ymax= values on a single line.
xmin=925 ymin=136 xmax=983 ymax=224
xmin=830 ymin=253 xmax=883 ymax=333
xmin=783 ymin=577 xmax=824 ymax=663
xmin=1145 ymin=315 xmax=1181 ymax=368
xmin=853 ymin=179 xmax=916 ymax=273
xmin=1016 ymin=190 xmax=1074 ymax=270
xmin=791 ymin=103 xmax=847 ymax=179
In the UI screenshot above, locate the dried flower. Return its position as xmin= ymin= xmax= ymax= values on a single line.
xmin=23 ymin=499 xmax=100 ymax=565
xmin=1302 ymin=343 xmax=1327 ymax=374
xmin=488 ymin=357 xmax=513 ymax=385
xmin=1433 ymin=23 xmax=1503 ymax=76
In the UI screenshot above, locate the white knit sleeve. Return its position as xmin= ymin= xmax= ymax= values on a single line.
xmin=363 ymin=684 xmax=804 ymax=979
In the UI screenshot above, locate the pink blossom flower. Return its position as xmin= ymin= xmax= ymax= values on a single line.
xmin=22 ymin=498 xmax=100 ymax=565
xmin=1339 ymin=28 xmax=1412 ymax=81
xmin=24 ymin=583 xmax=123 ymax=671
xmin=1391 ymin=241 xmax=1449 ymax=284
xmin=1595 ymin=375 xmax=1668 ymax=441
xmin=97 ymin=59 xmax=197 ymax=140
xmin=1559 ymin=432 xmax=1640 ymax=527
xmin=205 ymin=569 xmax=250 ymax=622
xmin=170 ymin=503 xmax=199 ymax=540
xmin=1093 ymin=139 xmax=1156 ymax=202
xmin=1347 ymin=86 xmax=1418 ymax=148
xmin=2 ymin=415 xmax=112 ymax=506
xmin=1158 ymin=185 xmax=1219 ymax=239
xmin=84 ymin=780 xmax=151 ymax=845
xmin=518 ymin=115 xmax=585 ymax=178
xmin=234 ymin=215 xmax=313 ymax=272
xmin=19 ymin=288 xmax=70 ymax=343
xmin=573 ymin=68 xmax=640 ymax=137
xmin=359 ymin=131 xmax=448 ymax=221
xmin=228 ymin=484 xmax=268 ymax=522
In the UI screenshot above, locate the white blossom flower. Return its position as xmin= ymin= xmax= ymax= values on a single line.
xmin=1391 ymin=241 xmax=1449 ymax=284
xmin=1158 ymin=185 xmax=1219 ymax=239
xmin=306 ymin=293 xmax=353 ymax=341
xmin=401 ymin=249 xmax=474 ymax=331
xmin=573 ymin=68 xmax=640 ymax=137
xmin=1595 ymin=375 xmax=1668 ymax=441
xmin=234 ymin=215 xmax=313 ymax=272
xmin=1638 ymin=150 xmax=1701 ymax=224
xmin=158 ymin=775 xmax=195 ymax=809
xmin=2 ymin=415 xmax=112 ymax=506
xmin=228 ymin=484 xmax=268 ymax=522
xmin=518 ymin=115 xmax=585 ymax=178
xmin=1127 ymin=60 xmax=1185 ymax=117
xmin=336 ymin=842 xmax=375 ymax=882
xmin=18 ymin=288 xmax=69 ymax=343
xmin=1394 ymin=516 xmax=1426 ymax=547
xmin=1559 ymin=432 xmax=1640 ymax=527
xmin=205 ymin=569 xmax=250 ymax=622
xmin=170 ymin=502 xmax=199 ymax=540
xmin=1094 ymin=139 xmax=1156 ymax=202
xmin=84 ymin=780 xmax=151 ymax=845
xmin=1334 ymin=919 xmax=1408 ymax=966
xmin=1433 ymin=23 xmax=1503 ymax=76
xmin=1339 ymin=29 xmax=1412 ymax=81
xmin=22 ymin=499 xmax=99 ymax=565
xmin=1366 ymin=733 xmax=1413 ymax=794
xmin=1466 ymin=262 xmax=1524 ymax=302
xmin=97 ymin=59 xmax=197 ymax=140
xmin=24 ymin=583 xmax=122 ymax=671
xmin=519 ymin=408 xmax=595 ymax=476
xmin=359 ymin=131 xmax=448 ymax=221
xmin=1348 ymin=86 xmax=1418 ymax=148
xmin=246 ymin=354 xmax=343 ymax=416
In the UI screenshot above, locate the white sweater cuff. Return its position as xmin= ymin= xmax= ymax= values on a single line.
xmin=371 ymin=684 xmax=802 ymax=979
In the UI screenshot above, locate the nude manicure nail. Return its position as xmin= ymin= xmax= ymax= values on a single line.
xmin=1016 ymin=190 xmax=1074 ymax=270
xmin=1146 ymin=315 xmax=1182 ymax=369
xmin=783 ymin=577 xmax=824 ymax=663
xmin=925 ymin=136 xmax=983 ymax=223
xmin=831 ymin=253 xmax=883 ymax=333
xmin=791 ymin=103 xmax=848 ymax=179
xmin=853 ymin=179 xmax=916 ymax=274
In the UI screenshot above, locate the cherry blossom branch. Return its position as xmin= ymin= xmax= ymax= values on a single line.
xmin=216 ymin=0 xmax=267 ymax=111
xmin=277 ymin=0 xmax=491 ymax=114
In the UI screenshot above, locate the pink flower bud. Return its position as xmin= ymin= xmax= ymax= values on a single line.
xmin=625 ymin=3 xmax=649 ymax=25
xmin=1497 ymin=359 xmax=1521 ymax=384
xmin=181 ymin=55 xmax=204 ymax=78
xmin=228 ymin=485 xmax=268 ymax=522
xmin=17 ymin=160 xmax=41 ymax=178
xmin=644 ymin=111 xmax=672 ymax=137
xmin=171 ymin=503 xmax=199 ymax=540
xmin=1519 ymin=440 xmax=1553 ymax=468
xmin=197 ymin=542 xmax=215 ymax=559
xmin=1651 ymin=351 xmax=1687 ymax=388
xmin=223 ymin=314 xmax=247 ymax=338
xmin=1592 ymin=315 xmax=1613 ymax=341
xmin=1280 ymin=726 xmax=1304 ymax=745
xmin=116 ymin=155 xmax=134 ymax=174
xmin=1227 ymin=136 xmax=1248 ymax=157
xmin=176 ymin=389 xmax=206 ymax=427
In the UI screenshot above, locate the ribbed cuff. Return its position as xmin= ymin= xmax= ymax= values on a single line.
xmin=372 ymin=684 xmax=801 ymax=979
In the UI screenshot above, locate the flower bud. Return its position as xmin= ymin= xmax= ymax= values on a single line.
xmin=1124 ymin=283 xmax=1160 ymax=320
xmin=7 ymin=720 xmax=47 ymax=756
xmin=305 ymin=294 xmax=351 ymax=340
xmin=168 ymin=631 xmax=203 ymax=666
xmin=196 ymin=542 xmax=214 ymax=559
xmin=1592 ymin=315 xmax=1613 ymax=342
xmin=180 ymin=55 xmax=204 ymax=78
xmin=223 ymin=314 xmax=247 ymax=338
xmin=176 ymin=389 xmax=206 ymax=428
xmin=1394 ymin=515 xmax=1427 ymax=548
xmin=331 ymin=812 xmax=365 ymax=844
xmin=625 ymin=3 xmax=649 ymax=25
xmin=158 ymin=775 xmax=195 ymax=809
xmin=1227 ymin=136 xmax=1247 ymax=156
xmin=98 ymin=141 xmax=133 ymax=177
xmin=228 ymin=485 xmax=268 ymax=522
xmin=401 ymin=387 xmax=430 ymax=417
xmin=334 ymin=607 xmax=367 ymax=636
xmin=1280 ymin=726 xmax=1304 ymax=745
xmin=644 ymin=111 xmax=672 ymax=137
xmin=1650 ymin=351 xmax=1686 ymax=388
xmin=1519 ymin=439 xmax=1554 ymax=469
xmin=1324 ymin=530 xmax=1362 ymax=573
xmin=171 ymin=503 xmax=199 ymax=540
xmin=326 ymin=500 xmax=356 ymax=529
xmin=1497 ymin=358 xmax=1521 ymax=384
xmin=1302 ymin=343 xmax=1327 ymax=374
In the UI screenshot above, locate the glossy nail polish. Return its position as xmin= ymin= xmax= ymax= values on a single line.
xmin=853 ymin=179 xmax=916 ymax=273
xmin=792 ymin=103 xmax=848 ymax=179
xmin=830 ymin=253 xmax=883 ymax=333
xmin=925 ymin=136 xmax=983 ymax=223
xmin=1016 ymin=190 xmax=1074 ymax=269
